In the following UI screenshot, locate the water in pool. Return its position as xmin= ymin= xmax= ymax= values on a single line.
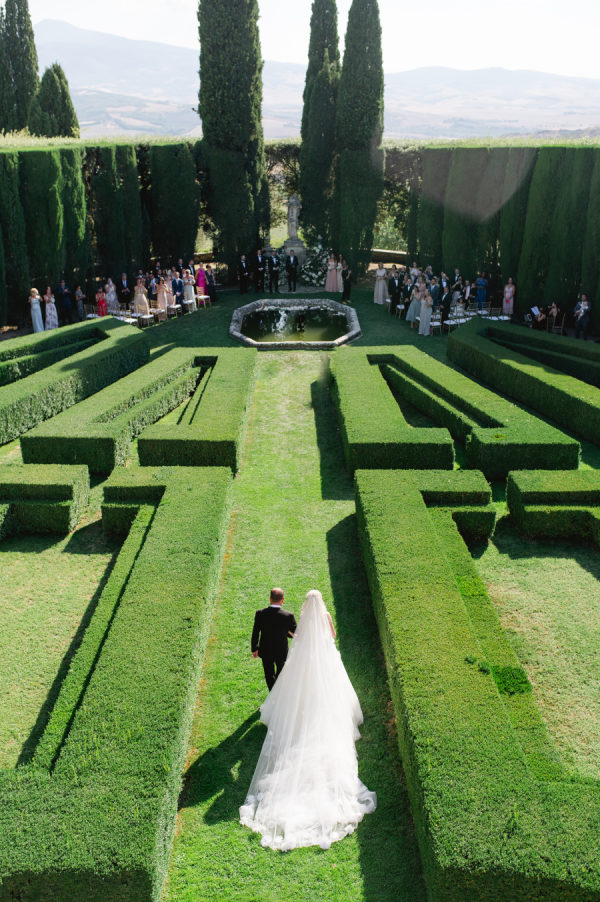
xmin=241 ymin=307 xmax=349 ymax=343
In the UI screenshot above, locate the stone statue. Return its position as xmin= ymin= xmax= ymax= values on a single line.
xmin=287 ymin=194 xmax=301 ymax=240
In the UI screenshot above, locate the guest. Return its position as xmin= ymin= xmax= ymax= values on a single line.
xmin=95 ymin=286 xmax=107 ymax=318
xmin=388 ymin=268 xmax=401 ymax=316
xmin=400 ymin=274 xmax=412 ymax=317
xmin=196 ymin=264 xmax=207 ymax=299
xmin=336 ymin=254 xmax=343 ymax=292
xmin=574 ymin=293 xmax=591 ymax=340
xmin=74 ymin=285 xmax=86 ymax=321
xmin=147 ymin=274 xmax=158 ymax=303
xmin=405 ymin=284 xmax=422 ymax=329
xmin=325 ymin=253 xmax=338 ymax=292
xmin=183 ymin=269 xmax=196 ymax=305
xmin=105 ymin=278 xmax=120 ymax=315
xmin=205 ymin=265 xmax=217 ymax=304
xmin=286 ymin=249 xmax=299 ymax=293
xmin=502 ymin=277 xmax=515 ymax=317
xmin=238 ymin=254 xmax=250 ymax=294
xmin=409 ymin=261 xmax=419 ymax=281
xmin=268 ymin=250 xmax=281 ymax=293
xmin=451 ymin=269 xmax=463 ymax=302
xmin=547 ymin=300 xmax=560 ymax=331
xmin=418 ymin=288 xmax=433 ymax=336
xmin=430 ymin=277 xmax=440 ymax=308
xmin=440 ymin=284 xmax=452 ymax=328
xmin=133 ymin=278 xmax=150 ymax=316
xmin=118 ymin=273 xmax=131 ymax=306
xmin=463 ymin=279 xmax=472 ymax=305
xmin=254 ymin=248 xmax=266 ymax=292
xmin=476 ymin=271 xmax=488 ymax=311
xmin=29 ymin=288 xmax=44 ymax=332
xmin=187 ymin=258 xmax=196 ymax=278
xmin=155 ymin=277 xmax=169 ymax=320
xmin=341 ymin=260 xmax=351 ymax=303
xmin=373 ymin=261 xmax=387 ymax=305
xmin=171 ymin=270 xmax=184 ymax=307
xmin=56 ymin=279 xmax=73 ymax=325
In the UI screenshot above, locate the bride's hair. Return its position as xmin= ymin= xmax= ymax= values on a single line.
xmin=303 ymin=589 xmax=324 ymax=611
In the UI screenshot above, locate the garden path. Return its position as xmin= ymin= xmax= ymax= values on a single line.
xmin=162 ymin=351 xmax=425 ymax=901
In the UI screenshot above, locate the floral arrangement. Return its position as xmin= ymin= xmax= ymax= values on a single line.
xmin=299 ymin=243 xmax=329 ymax=287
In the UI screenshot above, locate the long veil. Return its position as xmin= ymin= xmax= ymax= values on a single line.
xmin=239 ymin=590 xmax=376 ymax=850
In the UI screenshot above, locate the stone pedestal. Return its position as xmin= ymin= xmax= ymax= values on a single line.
xmin=283 ymin=237 xmax=307 ymax=266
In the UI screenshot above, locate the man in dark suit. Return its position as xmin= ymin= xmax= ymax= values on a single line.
xmin=268 ymin=249 xmax=280 ymax=293
xmin=341 ymin=261 xmax=352 ymax=304
xmin=254 ymin=248 xmax=266 ymax=292
xmin=171 ymin=271 xmax=184 ymax=307
xmin=286 ymin=250 xmax=299 ymax=292
xmin=238 ymin=254 xmax=250 ymax=294
xmin=251 ymin=587 xmax=297 ymax=690
xmin=118 ymin=273 xmax=131 ymax=306
xmin=440 ymin=286 xmax=452 ymax=327
xmin=388 ymin=270 xmax=401 ymax=316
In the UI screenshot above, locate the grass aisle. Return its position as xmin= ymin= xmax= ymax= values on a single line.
xmin=163 ymin=351 xmax=425 ymax=902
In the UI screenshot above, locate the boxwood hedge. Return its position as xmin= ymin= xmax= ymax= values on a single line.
xmin=330 ymin=348 xmax=454 ymax=471
xmin=0 ymin=463 xmax=89 ymax=533
xmin=138 ymin=348 xmax=257 ymax=471
xmin=0 ymin=319 xmax=149 ymax=444
xmin=507 ymin=469 xmax=600 ymax=542
xmin=373 ymin=346 xmax=579 ymax=478
xmin=21 ymin=349 xmax=202 ymax=474
xmin=448 ymin=319 xmax=600 ymax=444
xmin=0 ymin=466 xmax=232 ymax=901
xmin=355 ymin=468 xmax=600 ymax=901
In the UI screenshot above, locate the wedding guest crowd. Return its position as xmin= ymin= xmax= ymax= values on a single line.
xmin=236 ymin=248 xmax=300 ymax=294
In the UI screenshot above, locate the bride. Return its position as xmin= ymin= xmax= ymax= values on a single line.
xmin=239 ymin=589 xmax=376 ymax=851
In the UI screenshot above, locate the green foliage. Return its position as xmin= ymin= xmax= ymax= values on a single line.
xmin=0 ymin=150 xmax=29 ymax=321
xmin=0 ymin=222 xmax=6 ymax=326
xmin=448 ymin=318 xmax=600 ymax=445
xmin=0 ymin=463 xmax=89 ymax=533
xmin=88 ymin=145 xmax=127 ymax=279
xmin=21 ymin=348 xmax=201 ymax=473
xmin=329 ymin=348 xmax=454 ymax=470
xmin=60 ymin=147 xmax=88 ymax=285
xmin=498 ymin=146 xmax=537 ymax=287
xmin=581 ymin=147 xmax=600 ymax=312
xmin=1 ymin=0 xmax=39 ymax=132
xmin=507 ymin=469 xmax=600 ymax=542
xmin=0 ymin=337 xmax=96 ymax=386
xmin=149 ymin=143 xmax=200 ymax=263
xmin=19 ymin=148 xmax=64 ymax=286
xmin=377 ymin=345 xmax=579 ymax=478
xmin=198 ymin=0 xmax=269 ymax=273
xmin=441 ymin=147 xmax=491 ymax=276
xmin=116 ymin=144 xmax=143 ymax=275
xmin=138 ymin=348 xmax=256 ymax=470
xmin=301 ymin=0 xmax=340 ymax=139
xmin=27 ymin=63 xmax=79 ymax=139
xmin=334 ymin=0 xmax=384 ymax=272
xmin=0 ymin=319 xmax=149 ymax=444
xmin=417 ymin=148 xmax=451 ymax=270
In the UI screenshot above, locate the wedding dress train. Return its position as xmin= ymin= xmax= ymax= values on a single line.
xmin=240 ymin=590 xmax=376 ymax=851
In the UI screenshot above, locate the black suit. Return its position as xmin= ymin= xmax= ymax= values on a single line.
xmin=252 ymin=605 xmax=297 ymax=689
xmin=118 ymin=278 xmax=131 ymax=305
xmin=388 ymin=275 xmax=401 ymax=315
xmin=268 ymin=254 xmax=280 ymax=293
xmin=286 ymin=255 xmax=299 ymax=292
xmin=440 ymin=290 xmax=452 ymax=326
xmin=238 ymin=259 xmax=250 ymax=294
xmin=254 ymin=255 xmax=266 ymax=292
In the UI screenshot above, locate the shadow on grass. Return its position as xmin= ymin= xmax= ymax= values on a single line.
xmin=326 ymin=517 xmax=426 ymax=901
xmin=310 ymin=376 xmax=354 ymax=502
xmin=179 ymin=709 xmax=263 ymax=824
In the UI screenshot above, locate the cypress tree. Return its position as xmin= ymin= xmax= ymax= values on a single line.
xmin=418 ymin=147 xmax=451 ymax=271
xmin=198 ymin=0 xmax=269 ymax=274
xmin=334 ymin=0 xmax=384 ymax=274
xmin=28 ymin=63 xmax=79 ymax=138
xmin=516 ymin=147 xmax=567 ymax=311
xmin=441 ymin=147 xmax=490 ymax=277
xmin=89 ymin=146 xmax=127 ymax=280
xmin=0 ymin=151 xmax=30 ymax=322
xmin=0 ymin=8 xmax=12 ymax=132
xmin=498 ymin=147 xmax=537 ymax=286
xmin=299 ymin=49 xmax=338 ymax=244
xmin=149 ymin=143 xmax=200 ymax=264
xmin=2 ymin=0 xmax=39 ymax=132
xmin=301 ymin=0 xmax=339 ymax=139
xmin=19 ymin=149 xmax=64 ymax=287
xmin=581 ymin=148 xmax=600 ymax=327
xmin=544 ymin=146 xmax=594 ymax=304
xmin=117 ymin=144 xmax=143 ymax=275
xmin=61 ymin=147 xmax=88 ymax=285
xmin=0 ymin=224 xmax=7 ymax=326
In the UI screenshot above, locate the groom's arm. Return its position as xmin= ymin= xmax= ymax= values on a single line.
xmin=251 ymin=611 xmax=261 ymax=657
xmin=288 ymin=613 xmax=297 ymax=636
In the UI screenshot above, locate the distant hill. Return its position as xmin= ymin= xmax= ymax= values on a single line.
xmin=35 ymin=19 xmax=600 ymax=140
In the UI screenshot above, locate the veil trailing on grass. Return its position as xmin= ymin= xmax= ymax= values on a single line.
xmin=239 ymin=589 xmax=376 ymax=851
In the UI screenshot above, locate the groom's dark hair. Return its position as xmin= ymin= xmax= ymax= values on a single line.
xmin=270 ymin=587 xmax=284 ymax=603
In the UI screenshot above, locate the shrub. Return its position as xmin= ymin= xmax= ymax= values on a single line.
xmin=0 ymin=463 xmax=89 ymax=533
xmin=507 ymin=469 xmax=600 ymax=542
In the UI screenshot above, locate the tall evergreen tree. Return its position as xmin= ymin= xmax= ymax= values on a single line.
xmin=0 ymin=8 xmax=12 ymax=132
xmin=301 ymin=0 xmax=339 ymax=139
xmin=299 ymin=49 xmax=338 ymax=245
xmin=198 ymin=0 xmax=269 ymax=275
xmin=417 ymin=148 xmax=451 ymax=271
xmin=117 ymin=144 xmax=144 ymax=275
xmin=0 ymin=151 xmax=30 ymax=321
xmin=28 ymin=63 xmax=79 ymax=138
xmin=89 ymin=146 xmax=127 ymax=280
xmin=333 ymin=0 xmax=384 ymax=274
xmin=498 ymin=147 xmax=537 ymax=285
xmin=581 ymin=148 xmax=600 ymax=326
xmin=2 ymin=0 xmax=39 ymax=132
xmin=149 ymin=143 xmax=200 ymax=263
xmin=0 ymin=224 xmax=7 ymax=326
xmin=19 ymin=149 xmax=64 ymax=287
xmin=61 ymin=147 xmax=88 ymax=285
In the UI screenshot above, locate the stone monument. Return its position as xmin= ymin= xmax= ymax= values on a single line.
xmin=282 ymin=193 xmax=306 ymax=266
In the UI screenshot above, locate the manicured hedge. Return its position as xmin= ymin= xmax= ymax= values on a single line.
xmin=373 ymin=346 xmax=579 ymax=478
xmin=0 ymin=337 xmax=97 ymax=386
xmin=330 ymin=348 xmax=454 ymax=471
xmin=0 ymin=319 xmax=149 ymax=444
xmin=21 ymin=348 xmax=201 ymax=473
xmin=355 ymin=468 xmax=600 ymax=901
xmin=507 ymin=469 xmax=600 ymax=542
xmin=0 ymin=463 xmax=89 ymax=533
xmin=488 ymin=326 xmax=600 ymax=386
xmin=448 ymin=318 xmax=600 ymax=444
xmin=138 ymin=348 xmax=257 ymax=471
xmin=0 ymin=466 xmax=232 ymax=901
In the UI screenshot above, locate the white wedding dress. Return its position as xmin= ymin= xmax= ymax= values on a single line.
xmin=239 ymin=590 xmax=376 ymax=851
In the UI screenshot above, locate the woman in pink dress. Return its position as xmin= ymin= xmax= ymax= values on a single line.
xmin=196 ymin=265 xmax=207 ymax=295
xmin=325 ymin=253 xmax=338 ymax=292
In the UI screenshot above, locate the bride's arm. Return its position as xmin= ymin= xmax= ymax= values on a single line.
xmin=326 ymin=611 xmax=336 ymax=638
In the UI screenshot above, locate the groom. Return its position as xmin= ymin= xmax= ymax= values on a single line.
xmin=251 ymin=587 xmax=297 ymax=690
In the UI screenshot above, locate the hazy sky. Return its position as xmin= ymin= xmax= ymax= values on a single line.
xmin=29 ymin=0 xmax=600 ymax=79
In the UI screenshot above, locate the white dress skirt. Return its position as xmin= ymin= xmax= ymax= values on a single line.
xmin=44 ymin=297 xmax=59 ymax=330
xmin=325 ymin=262 xmax=338 ymax=292
xmin=373 ymin=269 xmax=387 ymax=304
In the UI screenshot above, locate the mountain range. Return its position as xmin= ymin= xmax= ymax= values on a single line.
xmin=35 ymin=19 xmax=600 ymax=140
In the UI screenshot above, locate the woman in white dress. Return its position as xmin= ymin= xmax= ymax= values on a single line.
xmin=29 ymin=288 xmax=44 ymax=332
xmin=43 ymin=286 xmax=59 ymax=330
xmin=405 ymin=283 xmax=422 ymax=329
xmin=133 ymin=278 xmax=150 ymax=316
xmin=240 ymin=589 xmax=376 ymax=852
xmin=183 ymin=269 xmax=196 ymax=304
xmin=336 ymin=254 xmax=343 ymax=292
xmin=418 ymin=287 xmax=433 ymax=336
xmin=155 ymin=277 xmax=170 ymax=321
xmin=503 ymin=277 xmax=515 ymax=316
xmin=105 ymin=278 xmax=120 ymax=315
xmin=325 ymin=253 xmax=338 ymax=292
xmin=373 ymin=262 xmax=387 ymax=305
